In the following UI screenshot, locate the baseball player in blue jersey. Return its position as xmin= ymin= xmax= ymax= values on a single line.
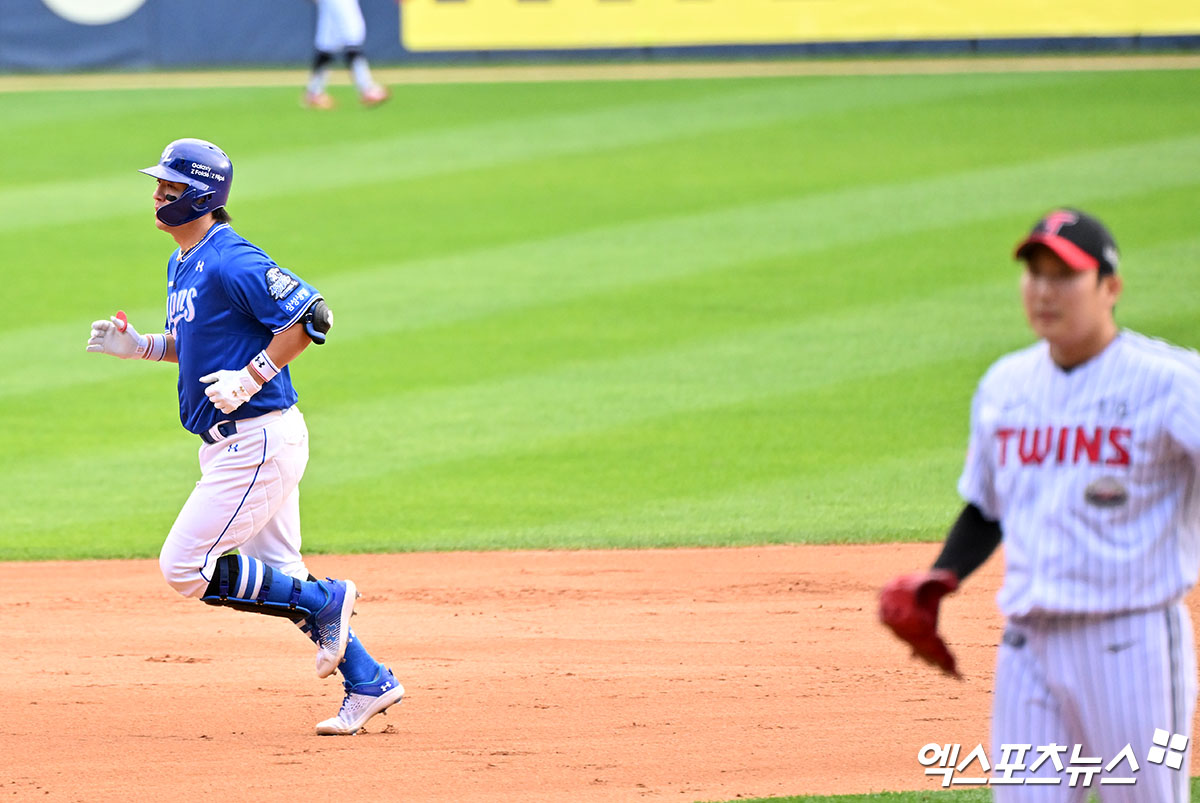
xmin=880 ymin=209 xmax=1200 ymax=800
xmin=86 ymin=138 xmax=403 ymax=735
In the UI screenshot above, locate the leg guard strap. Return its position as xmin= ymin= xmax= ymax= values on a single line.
xmin=202 ymin=555 xmax=314 ymax=621
xmin=217 ymin=554 xmax=232 ymax=599
xmin=203 ymin=595 xmax=309 ymax=621
xmin=312 ymin=50 xmax=335 ymax=71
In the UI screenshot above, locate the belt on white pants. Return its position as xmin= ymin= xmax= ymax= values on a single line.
xmin=199 ymin=407 xmax=289 ymax=445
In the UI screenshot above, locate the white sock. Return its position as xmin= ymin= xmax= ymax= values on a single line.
xmin=350 ymin=55 xmax=375 ymax=93
xmin=307 ymin=68 xmax=329 ymax=96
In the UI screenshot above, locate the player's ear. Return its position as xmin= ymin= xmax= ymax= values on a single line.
xmin=1102 ymin=273 xmax=1123 ymax=309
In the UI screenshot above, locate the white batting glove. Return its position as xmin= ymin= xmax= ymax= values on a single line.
xmin=200 ymin=368 xmax=263 ymax=414
xmin=86 ymin=312 xmax=148 ymax=359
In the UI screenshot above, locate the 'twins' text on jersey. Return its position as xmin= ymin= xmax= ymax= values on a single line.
xmin=994 ymin=424 xmax=1131 ymax=468
xmin=959 ymin=331 xmax=1200 ymax=618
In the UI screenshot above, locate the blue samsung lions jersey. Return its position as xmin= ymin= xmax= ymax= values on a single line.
xmin=163 ymin=223 xmax=321 ymax=434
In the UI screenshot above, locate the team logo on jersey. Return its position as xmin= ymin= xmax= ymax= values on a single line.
xmin=167 ymin=286 xmax=197 ymax=337
xmin=994 ymin=426 xmax=1131 ymax=468
xmin=1085 ymin=476 xmax=1129 ymax=508
xmin=265 ymin=267 xmax=300 ymax=300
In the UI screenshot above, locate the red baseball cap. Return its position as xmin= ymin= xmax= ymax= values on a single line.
xmin=1015 ymin=208 xmax=1120 ymax=275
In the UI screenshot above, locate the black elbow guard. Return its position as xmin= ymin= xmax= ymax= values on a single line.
xmin=303 ymin=299 xmax=333 ymax=345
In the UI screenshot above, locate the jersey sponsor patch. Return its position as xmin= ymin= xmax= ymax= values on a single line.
xmin=1084 ymin=476 xmax=1129 ymax=508
xmin=283 ymin=286 xmax=313 ymax=315
xmin=265 ymin=266 xmax=300 ymax=301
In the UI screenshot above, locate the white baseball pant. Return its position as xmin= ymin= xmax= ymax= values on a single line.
xmin=159 ymin=406 xmax=312 ymax=598
xmin=991 ymin=603 xmax=1196 ymax=802
xmin=314 ymin=0 xmax=366 ymax=52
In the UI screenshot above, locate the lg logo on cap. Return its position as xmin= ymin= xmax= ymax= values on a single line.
xmin=42 ymin=0 xmax=147 ymax=25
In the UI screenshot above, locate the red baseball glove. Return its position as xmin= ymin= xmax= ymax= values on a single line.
xmin=878 ymin=569 xmax=961 ymax=678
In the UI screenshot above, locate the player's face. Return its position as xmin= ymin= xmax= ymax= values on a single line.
xmin=1021 ymin=246 xmax=1122 ymax=365
xmin=152 ymin=179 xmax=187 ymax=230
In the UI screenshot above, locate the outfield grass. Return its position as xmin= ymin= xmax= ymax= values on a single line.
xmin=2 ymin=67 xmax=1199 ymax=560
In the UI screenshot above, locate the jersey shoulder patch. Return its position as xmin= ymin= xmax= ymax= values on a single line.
xmin=265 ymin=266 xmax=301 ymax=301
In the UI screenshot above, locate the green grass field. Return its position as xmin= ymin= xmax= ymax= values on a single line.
xmin=4 ymin=67 xmax=1200 ymax=561
xmin=3 ymin=62 xmax=1200 ymax=801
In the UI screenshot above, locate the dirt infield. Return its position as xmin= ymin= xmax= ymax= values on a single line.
xmin=0 ymin=546 xmax=998 ymax=800
xmin=3 ymin=545 xmax=1198 ymax=802
xmin=1 ymin=54 xmax=1199 ymax=93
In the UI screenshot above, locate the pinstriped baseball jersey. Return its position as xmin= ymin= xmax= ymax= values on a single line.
xmin=959 ymin=330 xmax=1200 ymax=618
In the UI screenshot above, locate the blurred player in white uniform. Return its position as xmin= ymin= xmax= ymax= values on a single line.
xmin=304 ymin=0 xmax=389 ymax=109
xmin=880 ymin=209 xmax=1200 ymax=800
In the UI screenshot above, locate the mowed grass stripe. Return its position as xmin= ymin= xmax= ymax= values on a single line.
xmin=6 ymin=225 xmax=1195 ymax=554
xmin=227 ymin=69 xmax=1200 ymax=280
xmin=302 ymin=278 xmax=1016 ymax=475
xmin=0 ymin=274 xmax=1016 ymax=519
xmin=0 ymin=73 xmax=1065 ymax=232
xmin=300 ymin=357 xmax=985 ymax=551
xmin=0 ymin=80 xmax=758 ymax=188
xmin=6 ymin=71 xmax=1196 ymax=324
xmin=3 ymin=72 xmax=1199 ymax=561
xmin=4 ymin=130 xmax=1197 ymax=403
xmin=420 ymin=447 xmax=968 ymax=552
xmin=0 ymin=354 xmax=979 ymax=556
xmin=2 ymin=224 xmax=976 ymax=460
xmin=0 ymin=218 xmax=984 ymax=447
xmin=0 ymin=80 xmax=750 ymax=179
xmin=9 ymin=220 xmax=1197 ymax=554
xmin=301 ymin=235 xmax=1200 ymax=551
xmin=321 ymin=133 xmax=1200 ymax=341
xmin=309 ymin=212 xmax=1200 ymax=403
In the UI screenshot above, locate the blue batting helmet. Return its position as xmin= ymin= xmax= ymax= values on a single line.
xmin=139 ymin=138 xmax=232 ymax=227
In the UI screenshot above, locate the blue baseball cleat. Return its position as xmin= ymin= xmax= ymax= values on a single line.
xmin=316 ymin=667 xmax=405 ymax=735
xmin=313 ymin=578 xmax=357 ymax=679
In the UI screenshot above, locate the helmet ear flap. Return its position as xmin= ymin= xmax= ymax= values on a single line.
xmin=155 ymin=195 xmax=191 ymax=227
xmin=155 ymin=187 xmax=222 ymax=227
